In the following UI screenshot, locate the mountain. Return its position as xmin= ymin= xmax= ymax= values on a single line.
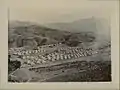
xmin=45 ymin=17 xmax=110 ymax=40
xmin=8 ymin=21 xmax=96 ymax=48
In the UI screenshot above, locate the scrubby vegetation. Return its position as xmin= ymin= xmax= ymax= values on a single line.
xmin=8 ymin=55 xmax=21 ymax=74
xmin=8 ymin=21 xmax=96 ymax=48
xmin=44 ymin=61 xmax=111 ymax=82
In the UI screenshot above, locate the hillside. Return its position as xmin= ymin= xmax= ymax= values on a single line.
xmin=8 ymin=21 xmax=96 ymax=48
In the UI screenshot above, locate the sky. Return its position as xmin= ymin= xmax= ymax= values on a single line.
xmin=8 ymin=0 xmax=118 ymax=24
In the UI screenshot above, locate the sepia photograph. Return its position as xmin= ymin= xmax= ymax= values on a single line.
xmin=8 ymin=2 xmax=111 ymax=83
xmin=0 ymin=0 xmax=119 ymax=90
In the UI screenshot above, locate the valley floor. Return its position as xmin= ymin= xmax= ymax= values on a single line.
xmin=8 ymin=58 xmax=111 ymax=82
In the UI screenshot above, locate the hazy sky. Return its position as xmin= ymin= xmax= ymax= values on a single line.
xmin=8 ymin=0 xmax=117 ymax=24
